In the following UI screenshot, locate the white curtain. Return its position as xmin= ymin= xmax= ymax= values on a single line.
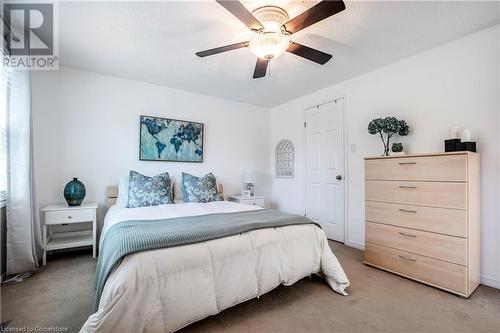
xmin=4 ymin=65 xmax=43 ymax=275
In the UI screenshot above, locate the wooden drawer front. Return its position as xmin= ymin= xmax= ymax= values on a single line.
xmin=364 ymin=243 xmax=467 ymax=294
xmin=45 ymin=209 xmax=94 ymax=225
xmin=365 ymin=155 xmax=466 ymax=181
xmin=366 ymin=222 xmax=466 ymax=265
xmin=365 ymin=201 xmax=467 ymax=237
xmin=365 ymin=181 xmax=467 ymax=209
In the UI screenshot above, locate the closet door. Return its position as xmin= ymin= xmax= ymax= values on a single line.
xmin=305 ymin=99 xmax=345 ymax=242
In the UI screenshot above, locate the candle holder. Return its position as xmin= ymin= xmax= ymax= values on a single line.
xmin=461 ymin=142 xmax=476 ymax=152
xmin=445 ymin=138 xmax=461 ymax=152
xmin=444 ymin=139 xmax=476 ymax=152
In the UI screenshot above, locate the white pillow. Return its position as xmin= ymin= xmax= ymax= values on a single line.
xmin=115 ymin=176 xmax=129 ymax=207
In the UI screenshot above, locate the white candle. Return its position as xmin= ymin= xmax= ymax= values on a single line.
xmin=461 ymin=129 xmax=472 ymax=142
xmin=449 ymin=126 xmax=460 ymax=139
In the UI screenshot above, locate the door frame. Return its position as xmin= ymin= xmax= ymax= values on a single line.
xmin=304 ymin=96 xmax=349 ymax=243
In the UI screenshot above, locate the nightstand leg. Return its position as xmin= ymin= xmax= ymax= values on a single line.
xmin=42 ymin=224 xmax=47 ymax=266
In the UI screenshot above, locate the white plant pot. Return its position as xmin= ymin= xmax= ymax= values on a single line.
xmin=391 ymin=151 xmax=405 ymax=156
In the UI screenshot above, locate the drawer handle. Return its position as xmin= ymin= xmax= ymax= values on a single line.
xmin=399 ymin=185 xmax=417 ymax=189
xmin=399 ymin=208 xmax=417 ymax=213
xmin=399 ymin=232 xmax=417 ymax=238
xmin=398 ymin=162 xmax=417 ymax=165
xmin=398 ymin=255 xmax=417 ymax=262
xmin=67 ymin=216 xmax=72 ymax=219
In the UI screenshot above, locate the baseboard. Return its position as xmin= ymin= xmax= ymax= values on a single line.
xmin=345 ymin=240 xmax=365 ymax=250
xmin=480 ymin=275 xmax=500 ymax=289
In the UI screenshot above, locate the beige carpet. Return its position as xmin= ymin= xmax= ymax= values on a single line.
xmin=2 ymin=242 xmax=499 ymax=333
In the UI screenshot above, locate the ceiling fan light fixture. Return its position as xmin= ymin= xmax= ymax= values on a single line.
xmin=249 ymin=32 xmax=290 ymax=60
xmin=248 ymin=5 xmax=290 ymax=60
xmin=261 ymin=20 xmax=282 ymax=34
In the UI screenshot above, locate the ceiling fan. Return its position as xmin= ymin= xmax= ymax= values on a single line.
xmin=196 ymin=0 xmax=346 ymax=79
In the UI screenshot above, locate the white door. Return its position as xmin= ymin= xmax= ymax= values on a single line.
xmin=305 ymin=98 xmax=345 ymax=242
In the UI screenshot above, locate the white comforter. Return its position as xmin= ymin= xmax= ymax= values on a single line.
xmin=81 ymin=201 xmax=350 ymax=332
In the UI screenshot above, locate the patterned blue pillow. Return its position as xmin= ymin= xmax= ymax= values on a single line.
xmin=127 ymin=170 xmax=174 ymax=208
xmin=181 ymin=172 xmax=222 ymax=203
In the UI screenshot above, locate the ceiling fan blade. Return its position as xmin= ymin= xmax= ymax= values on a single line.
xmin=287 ymin=42 xmax=332 ymax=65
xmin=216 ymin=1 xmax=263 ymax=31
xmin=253 ymin=58 xmax=268 ymax=79
xmin=196 ymin=41 xmax=249 ymax=57
xmin=283 ymin=0 xmax=346 ymax=34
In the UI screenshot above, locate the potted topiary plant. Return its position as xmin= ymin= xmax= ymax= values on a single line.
xmin=368 ymin=117 xmax=410 ymax=156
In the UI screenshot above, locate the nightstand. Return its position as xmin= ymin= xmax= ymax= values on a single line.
xmin=228 ymin=195 xmax=265 ymax=207
xmin=42 ymin=202 xmax=98 ymax=265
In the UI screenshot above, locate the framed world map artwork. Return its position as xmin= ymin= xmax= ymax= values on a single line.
xmin=139 ymin=115 xmax=204 ymax=162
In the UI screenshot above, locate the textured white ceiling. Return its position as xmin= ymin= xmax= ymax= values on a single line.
xmin=59 ymin=1 xmax=500 ymax=107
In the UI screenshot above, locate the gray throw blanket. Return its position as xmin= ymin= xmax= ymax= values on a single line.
xmin=94 ymin=209 xmax=319 ymax=312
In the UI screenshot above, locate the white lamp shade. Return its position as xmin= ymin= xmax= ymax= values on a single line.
xmin=242 ymin=170 xmax=256 ymax=184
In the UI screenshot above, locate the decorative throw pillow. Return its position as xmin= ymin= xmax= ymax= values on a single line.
xmin=181 ymin=172 xmax=222 ymax=203
xmin=127 ymin=170 xmax=174 ymax=208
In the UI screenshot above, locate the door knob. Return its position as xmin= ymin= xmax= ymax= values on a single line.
xmin=336 ymin=175 xmax=343 ymax=180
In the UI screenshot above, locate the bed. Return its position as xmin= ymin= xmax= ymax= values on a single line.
xmin=81 ymin=185 xmax=350 ymax=332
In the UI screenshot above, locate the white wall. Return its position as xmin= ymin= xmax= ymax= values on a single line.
xmin=32 ymin=67 xmax=271 ymax=230
xmin=270 ymin=25 xmax=500 ymax=288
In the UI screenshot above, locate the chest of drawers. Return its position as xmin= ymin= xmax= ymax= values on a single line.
xmin=364 ymin=152 xmax=480 ymax=297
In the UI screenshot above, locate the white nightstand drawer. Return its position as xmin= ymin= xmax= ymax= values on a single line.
xmin=240 ymin=198 xmax=265 ymax=207
xmin=229 ymin=196 xmax=265 ymax=207
xmin=45 ymin=209 xmax=95 ymax=225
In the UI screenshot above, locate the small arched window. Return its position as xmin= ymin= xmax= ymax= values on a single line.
xmin=275 ymin=139 xmax=294 ymax=178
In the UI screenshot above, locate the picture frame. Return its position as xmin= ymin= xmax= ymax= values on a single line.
xmin=139 ymin=115 xmax=204 ymax=163
xmin=241 ymin=190 xmax=251 ymax=198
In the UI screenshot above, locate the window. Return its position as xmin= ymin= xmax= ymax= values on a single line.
xmin=275 ymin=139 xmax=294 ymax=178
xmin=0 ymin=53 xmax=8 ymax=207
